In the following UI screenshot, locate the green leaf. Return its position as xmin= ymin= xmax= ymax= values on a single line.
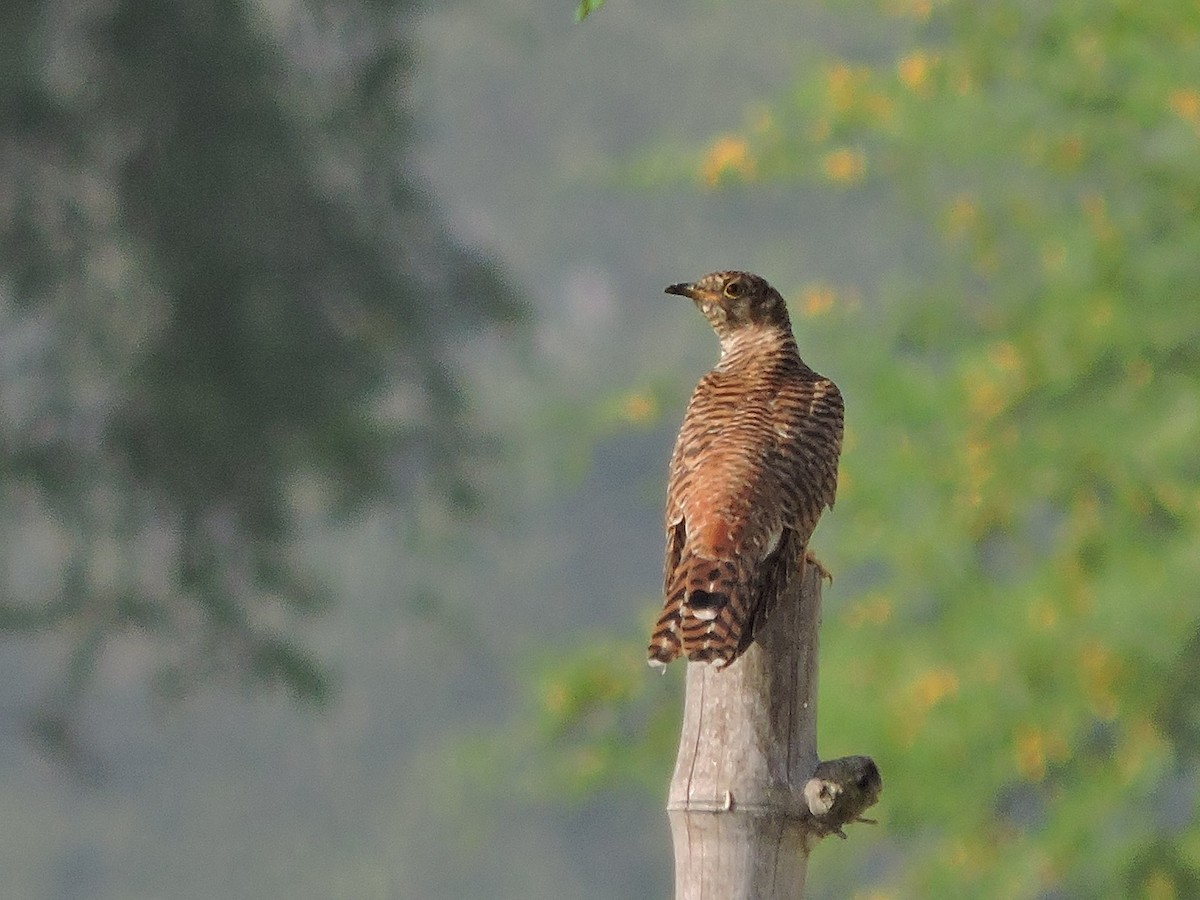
xmin=576 ymin=0 xmax=606 ymax=22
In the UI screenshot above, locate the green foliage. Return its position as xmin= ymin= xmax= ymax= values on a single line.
xmin=531 ymin=0 xmax=1200 ymax=894
xmin=576 ymin=0 xmax=607 ymax=22
xmin=523 ymin=639 xmax=679 ymax=796
xmin=464 ymin=635 xmax=678 ymax=803
xmin=777 ymin=3 xmax=1200 ymax=893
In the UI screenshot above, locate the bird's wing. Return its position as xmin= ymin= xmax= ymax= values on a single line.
xmin=774 ymin=373 xmax=844 ymax=540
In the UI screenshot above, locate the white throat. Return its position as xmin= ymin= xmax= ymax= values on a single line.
xmin=718 ymin=323 xmax=791 ymax=363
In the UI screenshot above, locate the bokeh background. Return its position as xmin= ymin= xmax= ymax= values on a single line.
xmin=2 ymin=0 xmax=1198 ymax=897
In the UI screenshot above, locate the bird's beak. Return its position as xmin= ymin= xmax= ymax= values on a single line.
xmin=665 ymin=282 xmax=696 ymax=298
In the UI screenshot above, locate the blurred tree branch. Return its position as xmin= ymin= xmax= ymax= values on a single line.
xmin=0 ymin=0 xmax=523 ymax=749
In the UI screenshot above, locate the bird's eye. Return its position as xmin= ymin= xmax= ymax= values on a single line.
xmin=723 ymin=280 xmax=745 ymax=299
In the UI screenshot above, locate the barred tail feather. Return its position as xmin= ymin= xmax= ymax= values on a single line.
xmin=647 ymin=593 xmax=683 ymax=668
xmin=648 ymin=548 xmax=751 ymax=668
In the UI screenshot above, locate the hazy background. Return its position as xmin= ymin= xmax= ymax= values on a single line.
xmin=2 ymin=0 xmax=1197 ymax=898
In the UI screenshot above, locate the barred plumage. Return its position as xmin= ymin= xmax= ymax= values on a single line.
xmin=648 ymin=271 xmax=843 ymax=668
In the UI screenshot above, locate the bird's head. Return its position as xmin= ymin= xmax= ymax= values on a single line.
xmin=665 ymin=271 xmax=791 ymax=339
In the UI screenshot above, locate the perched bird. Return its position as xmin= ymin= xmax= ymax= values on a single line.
xmin=648 ymin=271 xmax=843 ymax=668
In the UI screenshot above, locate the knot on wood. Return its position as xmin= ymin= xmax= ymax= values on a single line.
xmin=801 ymin=755 xmax=882 ymax=840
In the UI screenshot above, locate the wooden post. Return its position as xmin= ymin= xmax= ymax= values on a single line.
xmin=667 ymin=564 xmax=882 ymax=899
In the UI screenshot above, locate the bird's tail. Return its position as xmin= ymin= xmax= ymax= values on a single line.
xmin=648 ymin=550 xmax=750 ymax=668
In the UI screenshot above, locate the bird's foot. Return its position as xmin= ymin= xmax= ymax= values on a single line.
xmin=805 ymin=550 xmax=833 ymax=583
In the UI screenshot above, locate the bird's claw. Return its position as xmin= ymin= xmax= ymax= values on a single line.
xmin=804 ymin=550 xmax=833 ymax=583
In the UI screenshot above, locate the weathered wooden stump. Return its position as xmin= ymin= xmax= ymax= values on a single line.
xmin=667 ymin=564 xmax=882 ymax=899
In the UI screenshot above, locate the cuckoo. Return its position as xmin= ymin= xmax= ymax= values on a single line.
xmin=648 ymin=271 xmax=843 ymax=668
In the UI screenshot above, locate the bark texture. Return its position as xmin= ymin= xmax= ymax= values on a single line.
xmin=667 ymin=564 xmax=881 ymax=899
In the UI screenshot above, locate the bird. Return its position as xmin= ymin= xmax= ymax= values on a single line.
xmin=647 ymin=271 xmax=843 ymax=669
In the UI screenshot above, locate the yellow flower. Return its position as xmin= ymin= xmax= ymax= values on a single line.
xmin=910 ymin=667 xmax=959 ymax=712
xmin=961 ymin=436 xmax=993 ymax=509
xmin=836 ymin=467 xmax=851 ymax=496
xmin=1169 ymin=87 xmax=1200 ymax=125
xmin=898 ymin=52 xmax=931 ymax=91
xmin=845 ymin=593 xmax=892 ymax=628
xmin=1142 ymin=870 xmax=1178 ymax=900
xmin=800 ymin=282 xmax=836 ymax=317
xmin=987 ymin=341 xmax=1022 ymax=374
xmin=1014 ymin=726 xmax=1067 ymax=781
xmin=967 ymin=376 xmax=1004 ymax=420
xmin=700 ymin=134 xmax=755 ymax=187
xmin=543 ymin=681 xmax=569 ymax=715
xmin=894 ymin=666 xmax=959 ymax=746
xmin=825 ymin=63 xmax=871 ymax=113
xmin=620 ymin=391 xmax=657 ymax=425
xmin=822 ymin=147 xmax=866 ymax=184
